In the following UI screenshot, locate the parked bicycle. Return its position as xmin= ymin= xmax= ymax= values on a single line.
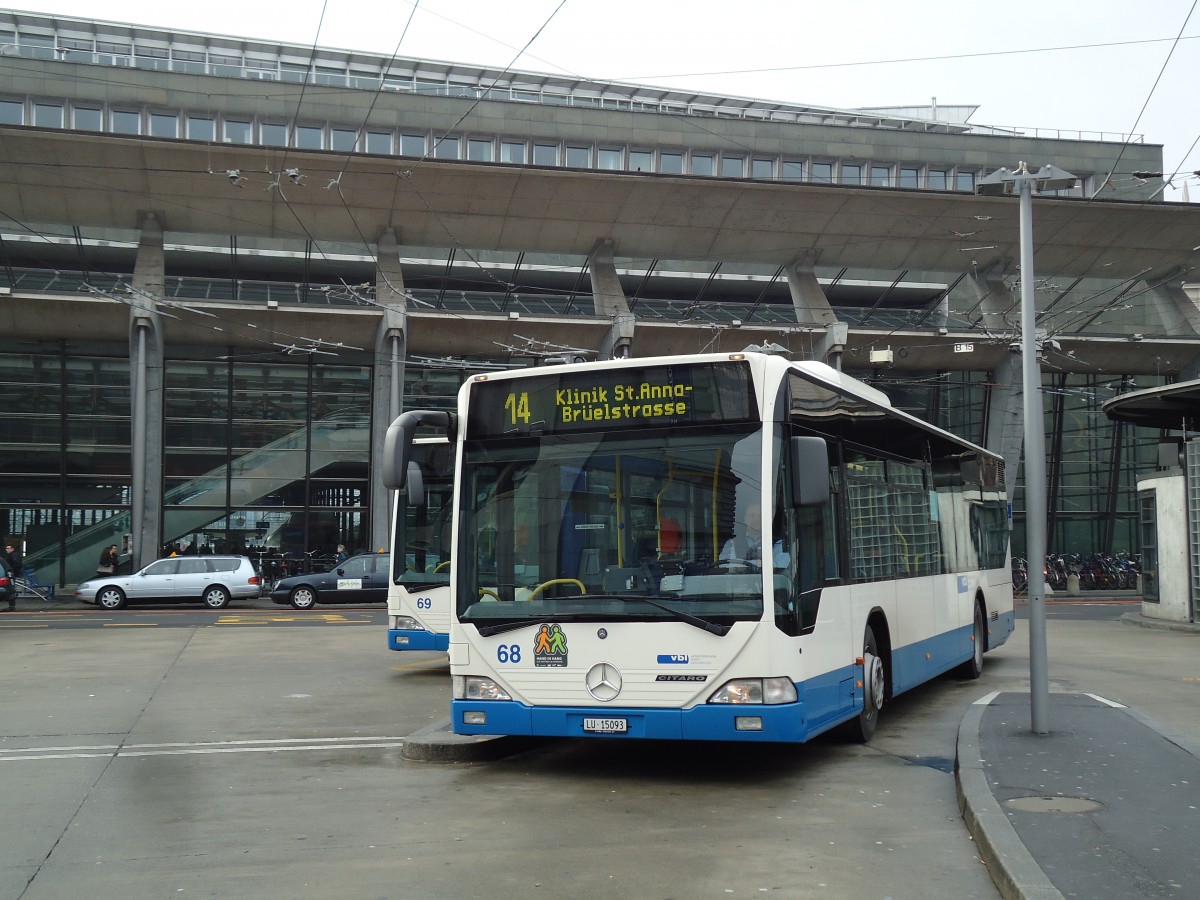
xmin=1012 ymin=552 xmax=1140 ymax=595
xmin=1011 ymin=557 xmax=1028 ymax=593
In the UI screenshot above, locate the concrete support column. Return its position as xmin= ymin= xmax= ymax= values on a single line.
xmin=969 ymin=259 xmax=1016 ymax=335
xmin=589 ymin=240 xmax=635 ymax=359
xmin=784 ymin=254 xmax=846 ymax=366
xmin=129 ymin=212 xmax=166 ymax=571
xmin=370 ymin=228 xmax=408 ymax=554
xmin=1142 ymin=269 xmax=1200 ymax=378
xmin=925 ymin=295 xmax=950 ymax=330
xmin=984 ymin=353 xmax=1025 ymax=509
xmin=809 ymin=322 xmax=849 ymax=369
xmin=785 ymin=253 xmax=838 ymax=328
xmin=972 ymin=260 xmax=1030 ymax=507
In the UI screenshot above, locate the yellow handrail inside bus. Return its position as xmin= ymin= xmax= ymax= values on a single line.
xmin=710 ymin=449 xmax=724 ymax=562
xmin=524 ymin=578 xmax=586 ymax=602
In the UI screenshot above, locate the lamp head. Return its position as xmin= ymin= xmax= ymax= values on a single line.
xmin=1033 ymin=164 xmax=1078 ymax=193
xmin=975 ymin=166 xmax=1015 ymax=196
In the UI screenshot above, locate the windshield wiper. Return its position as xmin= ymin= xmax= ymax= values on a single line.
xmin=624 ymin=594 xmax=731 ymax=636
xmin=475 ymin=619 xmax=538 ymax=637
xmin=470 ymin=596 xmax=730 ymax=637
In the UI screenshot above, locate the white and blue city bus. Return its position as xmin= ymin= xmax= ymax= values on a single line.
xmin=387 ymin=437 xmax=454 ymax=652
xmin=385 ymin=352 xmax=1014 ymax=742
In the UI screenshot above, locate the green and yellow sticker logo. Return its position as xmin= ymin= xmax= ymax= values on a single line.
xmin=533 ymin=623 xmax=568 ymax=667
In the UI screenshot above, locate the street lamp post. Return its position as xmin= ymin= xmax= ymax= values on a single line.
xmin=977 ymin=161 xmax=1078 ymax=734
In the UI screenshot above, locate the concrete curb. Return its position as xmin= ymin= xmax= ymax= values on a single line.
xmin=401 ymin=716 xmax=540 ymax=763
xmin=955 ymin=695 xmax=1063 ymax=900
xmin=1119 ymin=611 xmax=1200 ymax=634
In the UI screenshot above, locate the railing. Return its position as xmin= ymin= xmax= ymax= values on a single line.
xmin=0 ymin=266 xmax=893 ymax=328
xmin=1 ymin=39 xmax=1140 ymax=143
xmin=965 ymin=123 xmax=1143 ymax=144
xmin=1 ymin=265 xmax=1170 ymax=337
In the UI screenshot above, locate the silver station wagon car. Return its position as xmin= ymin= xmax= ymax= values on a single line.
xmin=75 ymin=556 xmax=262 ymax=610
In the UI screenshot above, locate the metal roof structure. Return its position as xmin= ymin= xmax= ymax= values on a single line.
xmin=1103 ymin=380 xmax=1200 ymax=431
xmin=2 ymin=127 xmax=1198 ymax=281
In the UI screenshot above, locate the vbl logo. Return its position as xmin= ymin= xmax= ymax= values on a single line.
xmin=657 ymin=654 xmax=689 ymax=664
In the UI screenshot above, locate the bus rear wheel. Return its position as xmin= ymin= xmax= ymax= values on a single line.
xmin=845 ymin=624 xmax=885 ymax=743
xmin=956 ymin=599 xmax=986 ymax=680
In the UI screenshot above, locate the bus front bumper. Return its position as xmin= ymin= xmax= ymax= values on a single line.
xmin=388 ymin=629 xmax=449 ymax=652
xmin=449 ymin=698 xmax=839 ymax=743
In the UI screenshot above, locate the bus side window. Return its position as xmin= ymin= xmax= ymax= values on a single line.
xmin=797 ymin=505 xmax=823 ymax=593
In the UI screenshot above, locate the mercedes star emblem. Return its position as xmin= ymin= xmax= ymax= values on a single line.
xmin=585 ymin=662 xmax=622 ymax=701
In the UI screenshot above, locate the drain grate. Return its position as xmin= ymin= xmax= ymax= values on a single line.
xmin=1004 ymin=795 xmax=1104 ymax=813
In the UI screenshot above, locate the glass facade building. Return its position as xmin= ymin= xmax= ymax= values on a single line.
xmin=0 ymin=10 xmax=1193 ymax=588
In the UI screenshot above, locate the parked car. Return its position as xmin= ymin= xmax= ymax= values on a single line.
xmin=75 ymin=556 xmax=262 ymax=610
xmin=270 ymin=552 xmax=390 ymax=608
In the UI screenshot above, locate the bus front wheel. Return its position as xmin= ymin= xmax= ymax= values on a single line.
xmin=845 ymin=624 xmax=885 ymax=743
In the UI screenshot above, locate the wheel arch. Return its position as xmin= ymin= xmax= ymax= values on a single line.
xmin=865 ymin=607 xmax=893 ymax=701
xmin=975 ymin=589 xmax=990 ymax=653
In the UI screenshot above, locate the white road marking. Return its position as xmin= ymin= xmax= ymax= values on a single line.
xmin=0 ymin=735 xmax=408 ymax=762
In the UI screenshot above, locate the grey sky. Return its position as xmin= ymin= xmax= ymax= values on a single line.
xmin=11 ymin=0 xmax=1200 ymax=199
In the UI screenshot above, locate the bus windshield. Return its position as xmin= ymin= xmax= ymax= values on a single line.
xmin=457 ymin=425 xmax=769 ymax=632
xmin=392 ymin=439 xmax=454 ymax=589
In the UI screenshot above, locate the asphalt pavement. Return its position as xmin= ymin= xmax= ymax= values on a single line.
xmin=408 ymin=601 xmax=1200 ymax=900
xmin=17 ymin=585 xmax=1200 ymax=899
xmin=956 ymin=611 xmax=1200 ymax=900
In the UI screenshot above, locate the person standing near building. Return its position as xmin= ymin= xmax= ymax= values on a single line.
xmin=335 ymin=543 xmax=348 ymax=566
xmin=4 ymin=542 xmax=22 ymax=578
xmin=2 ymin=542 xmax=20 ymax=611
xmin=97 ymin=545 xmax=116 ymax=576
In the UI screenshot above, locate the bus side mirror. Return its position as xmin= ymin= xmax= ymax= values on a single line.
xmin=382 ymin=409 xmax=454 ymax=490
xmin=790 ymin=436 xmax=829 ymax=507
xmin=406 ymin=460 xmax=426 ymax=509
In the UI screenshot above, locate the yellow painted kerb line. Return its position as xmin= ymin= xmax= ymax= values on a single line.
xmin=216 ymin=614 xmax=351 ymax=624
xmin=390 ymin=659 xmax=450 ymax=671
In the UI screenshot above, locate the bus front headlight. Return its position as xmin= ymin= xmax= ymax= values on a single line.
xmin=390 ymin=615 xmax=422 ymax=630
xmin=452 ymin=675 xmax=511 ymax=701
xmin=708 ymin=677 xmax=797 ymax=705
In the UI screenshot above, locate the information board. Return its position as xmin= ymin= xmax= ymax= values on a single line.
xmin=466 ymin=361 xmax=756 ymax=438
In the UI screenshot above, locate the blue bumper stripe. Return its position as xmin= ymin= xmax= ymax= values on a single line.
xmin=388 ymin=629 xmax=449 ymax=652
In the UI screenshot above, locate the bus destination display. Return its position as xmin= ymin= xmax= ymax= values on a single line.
xmin=467 ymin=361 xmax=755 ymax=438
